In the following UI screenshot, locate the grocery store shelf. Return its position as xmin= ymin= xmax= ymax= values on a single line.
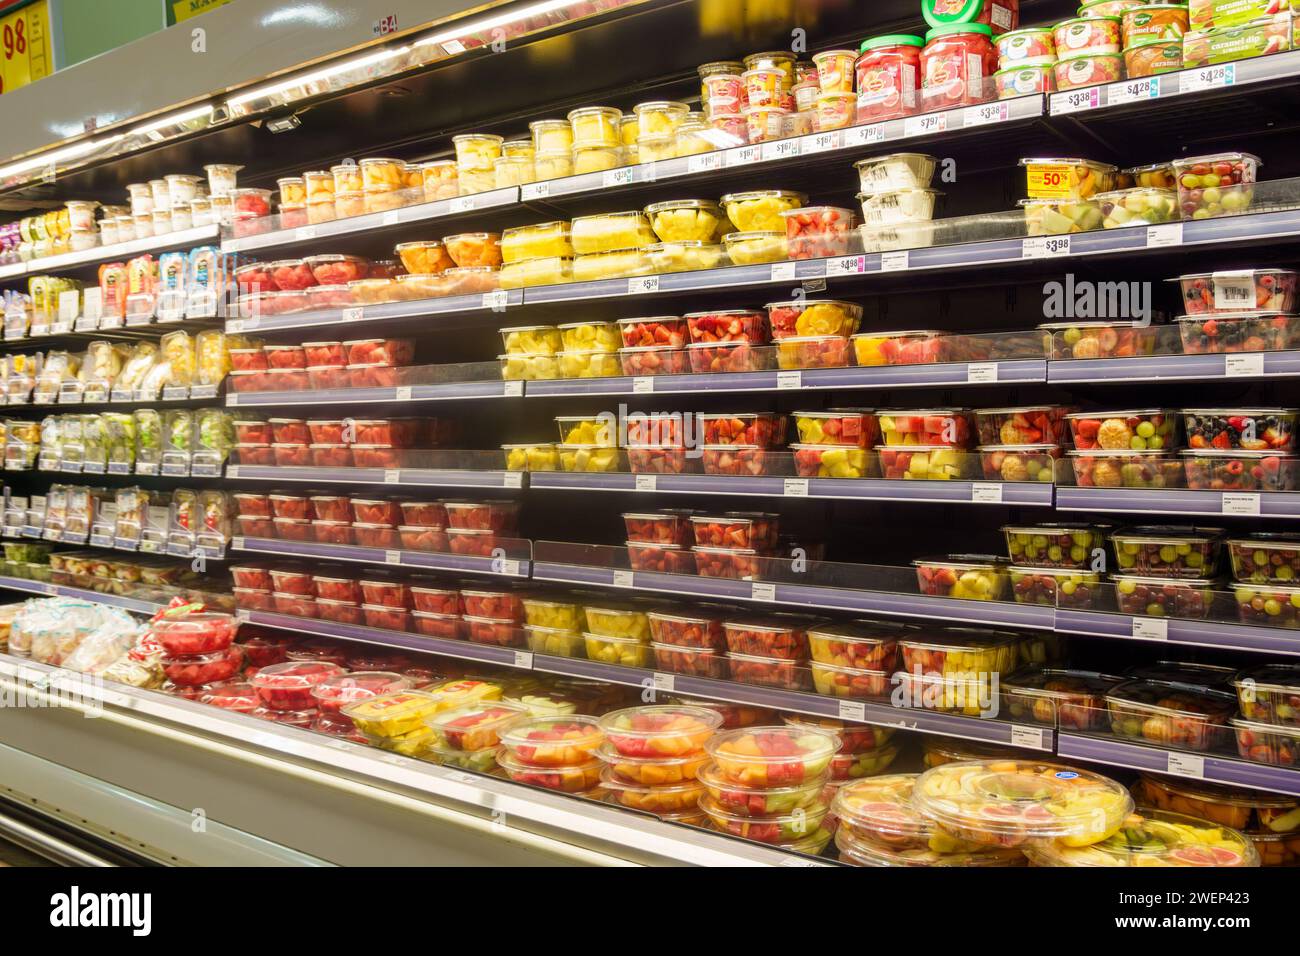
xmin=526 ymin=472 xmax=1054 ymax=507
xmin=0 ymin=654 xmax=813 ymax=867
xmin=242 ymin=610 xmax=532 ymax=670
xmin=0 ymin=225 xmax=222 ymax=281
xmin=525 ymin=359 xmax=1047 ymax=397
xmin=1057 ymin=733 xmax=1300 ymax=798
xmin=531 ymin=653 xmax=1054 ymax=753
xmin=231 ymin=536 xmax=531 ymax=578
xmin=226 ymin=380 xmax=518 ymax=407
xmin=529 ymin=558 xmax=1056 ymax=631
xmin=0 ymin=574 xmax=162 ymax=614
xmin=1055 ymin=609 xmax=1300 ymax=658
xmin=1055 ymin=487 xmax=1300 ymax=519
xmin=220 ymin=188 xmax=520 ymax=254
xmin=226 ymin=289 xmax=523 ymax=334
xmin=1048 ymin=350 xmax=1300 ymax=384
xmin=225 ymin=464 xmax=522 ymax=489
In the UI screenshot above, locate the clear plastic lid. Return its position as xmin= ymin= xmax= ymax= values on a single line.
xmin=704 ymin=725 xmax=840 ymax=771
xmin=1107 ymin=679 xmax=1237 ymax=716
xmin=1176 ymin=311 xmax=1298 ymax=325
xmin=1024 ymin=807 xmax=1259 ymax=867
xmin=832 ymin=774 xmax=935 ymax=841
xmin=835 ymin=827 xmax=1023 ymax=867
xmin=425 ymin=700 xmax=529 ymax=742
xmin=249 ymin=660 xmax=345 ymax=690
xmin=1125 ymin=660 xmax=1237 ymax=686
xmin=1172 ymin=152 xmax=1262 ymax=170
xmin=496 ymin=714 xmax=604 ymax=757
xmin=1111 ymin=524 xmax=1225 ymax=545
xmin=1233 ymin=662 xmax=1300 ymax=694
xmin=911 ymin=554 xmax=1011 ymax=574
xmin=720 ymin=190 xmax=808 ymax=204
xmin=912 ymin=760 xmax=1134 ymax=842
xmin=597 ymin=705 xmax=721 ymax=748
xmin=698 ymin=793 xmax=830 ymax=837
xmin=1064 ymin=407 xmax=1176 ymax=419
xmin=311 ymin=671 xmax=409 ymax=704
xmin=1135 ymin=772 xmax=1299 ymax=810
xmin=807 ymin=619 xmax=917 ymax=644
xmin=1001 ymin=665 xmax=1122 ymax=698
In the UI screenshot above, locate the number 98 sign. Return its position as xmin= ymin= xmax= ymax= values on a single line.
xmin=0 ymin=0 xmax=51 ymax=97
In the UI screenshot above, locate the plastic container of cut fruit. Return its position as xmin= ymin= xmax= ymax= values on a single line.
xmin=593 ymin=741 xmax=708 ymax=786
xmin=424 ymin=701 xmax=528 ymax=752
xmin=251 ymin=660 xmax=345 ymax=711
xmin=1068 ymin=448 xmax=1185 ymax=488
xmin=913 ymin=554 xmax=1011 ymax=601
xmin=899 ymin=627 xmax=1019 ymax=676
xmin=1106 ymin=679 xmax=1236 ymax=751
xmin=582 ymin=603 xmax=650 ymax=641
xmin=1183 ymin=450 xmax=1297 ymax=492
xmin=151 ymin=613 xmax=239 ymax=656
xmin=1000 ymin=666 xmax=1121 ymax=730
xmin=776 ymin=334 xmax=852 ymax=369
xmin=723 ymin=230 xmax=788 ymax=265
xmin=1109 ymin=525 xmax=1223 ymax=578
xmin=1021 ymin=157 xmax=1118 ymax=201
xmin=705 ymin=725 xmax=839 ymax=788
xmin=978 ymin=444 xmax=1060 ymax=482
xmin=877 ymin=409 xmax=973 ymax=447
xmin=1003 ymin=523 xmax=1108 ymax=570
xmin=806 ymin=621 xmax=905 ymax=671
xmin=852 ymin=329 xmax=950 ymax=366
xmin=1174 ymin=269 xmax=1297 ymax=315
xmin=1232 ymin=663 xmax=1300 ymax=727
xmin=764 ymin=300 xmax=862 ymax=340
xmin=646 ymin=609 xmax=725 ymax=651
xmin=1232 ymin=715 xmax=1300 ymax=767
xmin=779 ymin=206 xmax=856 ymax=259
xmin=1038 ymin=321 xmax=1158 ymax=360
xmin=1182 ymin=408 xmax=1296 ymax=452
xmin=1227 ymin=533 xmax=1300 ymax=584
xmin=720 ymin=190 xmax=806 ymax=232
xmin=833 ymin=774 xmax=983 ymax=852
xmin=519 ymin=595 xmax=581 ymax=631
xmin=721 ymin=616 xmax=812 ymax=659
xmin=496 ymin=714 xmax=604 ymax=766
xmin=1172 ymin=153 xmax=1260 ymax=221
xmin=698 ymin=412 xmax=784 ymax=447
xmin=597 ymin=705 xmax=720 ymax=759
xmin=913 ymin=759 xmax=1134 ymax=849
xmin=1113 ymin=573 xmax=1219 ymax=618
xmin=622 ymin=511 xmax=693 ymax=546
xmin=495 ymin=748 xmax=601 ymax=793
xmin=975 ymin=406 xmax=1070 ymax=446
xmin=1025 ymin=806 xmax=1260 ymax=867
xmin=696 ymin=762 xmax=826 ymax=819
xmin=1066 ymin=408 xmax=1180 ymax=451
xmin=689 ymin=513 xmax=778 ymax=550
xmin=793 ymin=410 xmax=879 ymax=449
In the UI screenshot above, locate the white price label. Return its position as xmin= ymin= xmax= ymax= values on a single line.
xmin=827 ymin=255 xmax=866 ymax=277
xmin=964 ymin=101 xmax=1008 ymax=127
xmin=385 ymin=550 xmax=402 ymax=565
xmin=770 ymin=261 xmax=797 ymax=282
xmin=502 ymin=380 xmax=524 ymax=397
xmin=448 ymin=196 xmax=474 ymax=214
xmin=512 ymin=650 xmax=533 ymax=669
xmin=612 ymin=569 xmax=634 ymax=588
xmin=58 ymin=290 xmax=80 ymax=323
xmin=226 ymin=319 xmax=243 ymax=334
xmin=1010 ymin=725 xmax=1048 ymax=751
xmin=800 ymin=130 xmax=841 ymax=154
xmin=520 ymin=181 xmax=549 ymax=201
xmin=837 ymin=700 xmax=866 ymax=722
xmin=631 ymin=377 xmax=654 ymax=394
xmin=904 ymin=112 xmax=947 ymax=138
xmin=1213 ymin=271 xmax=1256 ymax=311
xmin=293 ymin=226 xmax=316 ymax=242
xmin=231 ymin=537 xmax=246 ymax=551
xmin=1166 ymin=752 xmax=1205 ymax=778
xmin=1132 ymin=617 xmax=1169 ymax=641
xmin=966 ymin=362 xmax=998 ymax=384
xmin=395 ymin=386 xmax=413 ymax=401
xmin=497 ymin=559 xmax=521 ymax=577
xmin=751 ymin=582 xmax=776 ymax=602
xmin=483 ymin=289 xmax=510 ymax=310
xmin=225 ymin=465 xmax=240 ymax=478
xmin=1224 ymin=353 xmax=1265 ymax=377
xmin=628 ymin=275 xmax=660 ymax=295
xmin=776 ymin=370 xmax=802 ymax=390
xmin=502 ymin=471 xmax=524 ymax=488
xmin=970 ymin=482 xmax=1004 ymax=504
xmin=235 ymin=609 xmax=251 ymax=622
xmin=381 ymin=210 xmax=403 ymax=226
xmin=783 ymin=478 xmax=809 ymax=497
xmin=1146 ymin=222 xmax=1183 ymax=248
xmin=652 ymin=672 xmax=675 ymax=693
xmin=81 ymin=288 xmax=103 ymax=323
xmin=441 ymin=38 xmax=466 ymax=54
xmin=1110 ymin=76 xmax=1161 ymax=105
xmin=603 ymin=167 xmax=635 ymax=188
xmin=726 ymin=145 xmax=760 ymax=167
xmin=880 ymin=250 xmax=909 ymax=272
xmin=342 ymin=306 xmax=364 ymax=323
xmin=1181 ymin=63 xmax=1235 ymax=93
xmin=761 ymin=138 xmax=801 ymax=162
xmin=1022 ymin=235 xmax=1071 ymax=258
xmin=1051 ymin=86 xmax=1100 ymax=115
xmin=687 ymin=152 xmax=723 ymax=174
xmin=1223 ymin=492 xmax=1261 ymax=516
xmin=844 ymin=123 xmax=885 ymax=146
xmin=634 ymin=474 xmax=657 ymax=492
xmin=384 ymin=469 xmax=401 ymax=484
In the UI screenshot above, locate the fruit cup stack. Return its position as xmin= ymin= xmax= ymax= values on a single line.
xmin=426 ymin=700 xmax=530 ymax=772
xmin=550 ymin=413 xmax=619 ymax=476
xmin=975 ymin=405 xmax=1071 ymax=486
xmin=699 ymin=724 xmax=841 ymax=855
xmin=582 ymin=601 xmax=653 ymax=668
xmin=248 ymin=659 xmax=346 ymax=728
xmin=698 ymin=411 xmax=783 ymax=478
xmin=1002 ymin=521 xmax=1109 ymax=610
xmin=805 ymin=619 xmax=909 ymax=703
xmin=153 ymin=610 xmax=246 ymax=701
xmin=893 ymin=629 xmax=1021 ymax=716
xmin=624 ymin=509 xmax=697 ymax=577
xmin=1107 ymin=524 xmax=1224 ymax=620
xmin=341 ymin=688 xmax=445 ymax=756
xmin=688 ymin=511 xmax=780 ymax=582
xmin=784 ymin=714 xmax=900 ymax=783
xmin=595 ymin=705 xmax=721 ymax=820
xmin=496 ymin=713 xmax=606 ymax=795
xmin=460 ymin=581 xmax=527 ymax=649
xmin=876 ymin=408 xmax=975 ymax=481
xmin=1231 ymin=662 xmax=1300 ymax=769
xmin=519 ymin=593 xmax=585 ymax=658
xmin=311 ymin=670 xmax=412 ymax=740
xmin=721 ymin=614 xmax=817 ymax=691
xmin=791 ymin=408 xmax=878 ymax=480
xmin=1229 ymin=532 xmax=1300 ymax=628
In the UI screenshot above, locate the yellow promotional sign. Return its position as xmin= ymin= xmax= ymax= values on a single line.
xmin=0 ymin=0 xmax=51 ymax=96
xmin=173 ymin=0 xmax=233 ymax=23
xmin=1024 ymin=164 xmax=1074 ymax=200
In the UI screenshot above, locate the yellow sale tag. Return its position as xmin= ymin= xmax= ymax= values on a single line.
xmin=1025 ymin=164 xmax=1073 ymax=200
xmin=0 ymin=0 xmax=52 ymax=97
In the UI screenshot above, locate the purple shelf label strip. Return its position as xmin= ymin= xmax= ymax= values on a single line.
xmin=1049 ymin=350 xmax=1300 ymax=384
xmin=231 ymin=465 xmax=516 ymax=488
xmin=1056 ymin=486 xmax=1300 ymax=518
xmin=235 ymin=537 xmax=530 ymax=577
xmin=248 ymin=610 xmax=525 ymax=666
xmin=1057 ymin=733 xmax=1300 ymax=796
xmin=1055 ymin=609 xmax=1300 ymax=656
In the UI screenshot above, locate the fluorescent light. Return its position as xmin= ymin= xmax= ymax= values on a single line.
xmin=131 ymin=105 xmax=215 ymax=137
xmin=415 ymin=0 xmax=575 ymax=46
xmin=0 ymin=134 xmax=126 ymax=180
xmin=226 ymin=45 xmax=410 ymax=109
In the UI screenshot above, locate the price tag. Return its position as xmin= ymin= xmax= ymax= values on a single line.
xmin=82 ymin=288 xmax=103 ymax=323
xmin=502 ymin=380 xmax=524 ymax=397
xmin=1009 ymin=725 xmax=1048 ymax=751
xmin=1212 ymin=271 xmax=1256 ymax=311
xmin=970 ymin=482 xmax=1003 ymax=504
xmin=136 ymin=462 xmax=158 ymax=476
xmin=628 ymin=275 xmax=660 ymax=295
xmin=520 ymin=181 xmax=550 ymax=201
xmin=966 ymin=362 xmax=998 ymax=384
xmin=225 ymin=319 xmax=243 ymax=334
xmin=381 ymin=210 xmax=403 ymax=226
xmin=1166 ymin=752 xmax=1205 ymax=779
xmin=1180 ymin=63 xmax=1235 ymax=93
xmin=725 ymin=145 xmax=760 ymax=167
xmin=776 ymin=370 xmax=802 ymax=390
xmin=58 ymin=291 xmax=80 ymax=324
xmin=612 ymin=569 xmax=634 ymax=588
xmin=837 ymin=700 xmax=866 ymax=722
xmin=827 ymin=255 xmax=866 ymax=277
xmin=770 ymin=261 xmax=797 ymax=282
xmin=963 ymin=101 xmax=1008 ymax=127
xmin=384 ymin=469 xmax=401 ymax=484
xmin=687 ymin=152 xmax=722 ymax=174
xmin=385 ymin=550 xmax=402 ymax=565
xmin=502 ymin=471 xmax=524 ymax=489
xmin=603 ymin=167 xmax=635 ymax=188
xmin=512 ymin=650 xmax=534 ymax=669
xmin=225 ymin=466 xmax=240 ymax=479
xmin=904 ymin=112 xmax=947 ymax=138
xmin=1022 ymin=235 xmax=1071 ymax=258
xmin=449 ymin=196 xmax=474 ymax=214
xmin=1051 ymin=86 xmax=1100 ymax=115
xmin=631 ymin=377 xmax=654 ymax=394
xmin=441 ymin=38 xmax=466 ymax=54
xmin=1224 ymin=353 xmax=1265 ymax=378
xmin=844 ymin=123 xmax=885 ymax=146
xmin=783 ymin=478 xmax=809 ymax=497
xmin=1109 ymin=75 xmax=1160 ymax=105
xmin=800 ymin=130 xmax=841 ymax=154
xmin=1146 ymin=222 xmax=1182 ymax=248
xmin=482 ymin=289 xmax=510 ymax=311
xmin=294 ymin=226 xmax=316 ymax=242
xmin=342 ymin=306 xmax=364 ymax=323
xmin=652 ymin=672 xmax=675 ymax=693
xmin=633 ymin=474 xmax=657 ymax=493
xmin=497 ymin=559 xmax=522 ymax=577
xmin=880 ymin=250 xmax=909 ymax=273
xmin=394 ymin=386 xmax=413 ymax=402
xmin=750 ymin=582 xmax=776 ymax=602
xmin=761 ymin=138 xmax=801 ymax=163
xmin=1223 ymin=492 xmax=1261 ymax=516
xmin=1132 ymin=617 xmax=1169 ymax=641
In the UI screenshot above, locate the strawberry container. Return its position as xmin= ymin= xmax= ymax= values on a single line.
xmin=309 ymin=495 xmax=351 ymax=521
xmin=722 ymin=616 xmax=812 ymax=659
xmin=726 ymin=651 xmax=812 ymax=690
xmin=236 ymin=515 xmax=274 ymax=537
xmin=465 ymin=615 xmax=525 ymax=647
xmin=780 ymin=206 xmax=857 ymax=259
xmin=685 ymin=340 xmax=773 ymax=373
xmin=362 ymin=604 xmax=412 ymax=632
xmin=461 ymin=588 xmax=522 ymax=621
xmin=651 ymin=643 xmax=725 ymax=678
xmin=161 ymin=645 xmax=244 ymax=687
xmin=622 ymin=511 xmax=693 ymax=546
xmin=412 ymin=610 xmax=463 ymax=639
xmin=344 ymin=338 xmax=414 ymax=367
xmin=628 ymin=445 xmax=695 ymax=475
xmin=232 ymin=492 xmax=271 ymax=518
xmin=447 ymin=528 xmax=501 ymax=557
xmin=626 ymin=540 xmax=697 ymax=573
xmin=693 ymin=545 xmax=768 ymax=580
xmin=974 ymin=406 xmax=1071 ymax=446
xmin=690 ymin=513 xmax=779 ymax=550
xmin=701 ymin=444 xmax=776 ymax=476
xmin=350 ymin=498 xmax=401 ymax=525
xmin=269 ymin=568 xmax=314 ymax=595
xmin=269 ymin=494 xmax=312 ymax=519
xmin=619 ymin=345 xmax=690 ymax=376
xmin=351 ymin=444 xmax=401 ymax=468
xmin=272 ymin=443 xmax=310 ymax=467
xmin=617 ymin=315 xmax=689 ymax=348
xmin=1175 ymin=269 xmax=1297 ymax=315
xmin=312 ymin=520 xmax=353 ymax=545
xmin=401 ymin=501 xmax=448 ymax=527
xmin=443 ymin=500 xmax=520 ymax=532
xmin=699 ymin=412 xmax=784 ymax=448
xmin=684 ymin=309 xmax=768 ymax=344
xmin=399 ymin=525 xmax=448 ymax=552
xmin=353 ymin=523 xmax=400 ymax=549
xmin=272 ymin=592 xmax=317 ymax=617
xmin=252 ymin=660 xmax=344 ymax=711
xmin=271 ymin=517 xmax=313 ymax=541
xmin=411 ymin=585 xmax=461 ymax=615
xmin=647 ymin=609 xmax=726 ymax=650
xmin=309 ymin=444 xmax=352 ymax=467
xmin=313 ymin=574 xmax=361 ymax=602
xmin=152 ymin=613 xmax=240 ymax=657
xmin=265 ymin=346 xmax=307 ymax=370
xmin=230 ymin=564 xmax=272 ymax=590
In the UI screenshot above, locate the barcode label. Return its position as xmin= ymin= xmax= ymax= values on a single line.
xmin=1213 ymin=271 xmax=1256 ymax=310
xmin=1132 ymin=617 xmax=1169 ymax=641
